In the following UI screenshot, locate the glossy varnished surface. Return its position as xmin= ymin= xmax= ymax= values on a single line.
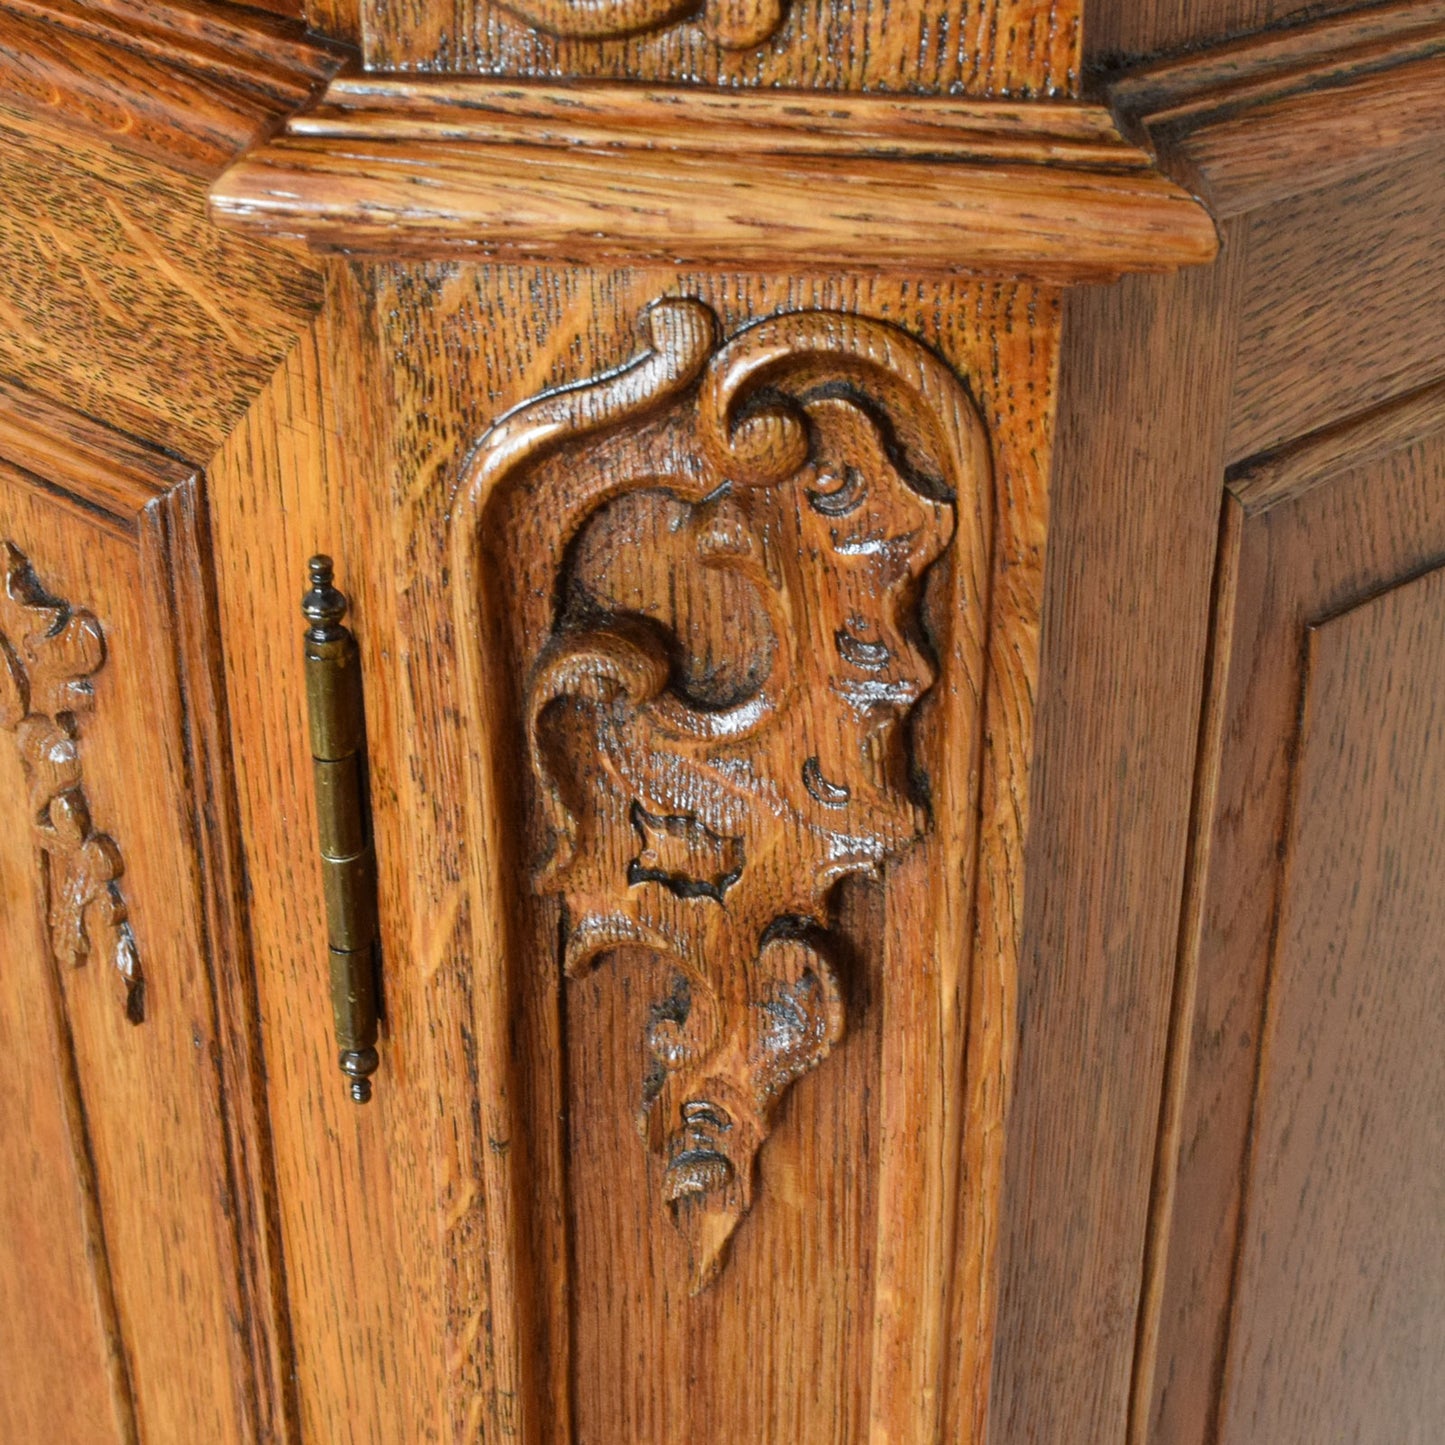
xmin=359 ymin=0 xmax=1080 ymax=94
xmin=209 ymin=79 xmax=1217 ymax=280
xmin=205 ymin=261 xmax=1058 ymax=1445
xmin=7 ymin=0 xmax=1445 ymax=1442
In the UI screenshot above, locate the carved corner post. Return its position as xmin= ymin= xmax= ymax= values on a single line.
xmin=211 ymin=16 xmax=1219 ymax=1441
xmin=451 ymin=297 xmax=994 ymax=1290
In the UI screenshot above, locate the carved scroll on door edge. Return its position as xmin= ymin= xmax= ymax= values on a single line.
xmin=450 ymin=297 xmax=993 ymax=1292
xmin=494 ymin=0 xmax=784 ymax=50
xmin=0 ymin=542 xmax=144 ymax=1022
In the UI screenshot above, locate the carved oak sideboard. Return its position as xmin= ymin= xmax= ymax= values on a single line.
xmin=2 ymin=1 xmax=1443 ymax=1442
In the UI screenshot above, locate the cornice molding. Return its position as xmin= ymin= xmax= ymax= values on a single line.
xmin=0 ymin=0 xmax=345 ymax=175
xmin=208 ymin=75 xmax=1219 ymax=281
xmin=1111 ymin=0 xmax=1445 ymax=218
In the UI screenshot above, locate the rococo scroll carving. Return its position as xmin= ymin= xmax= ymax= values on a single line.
xmin=0 ymin=543 xmax=143 ymax=1022
xmin=453 ymin=298 xmax=991 ymax=1289
xmin=494 ymin=0 xmax=784 ymax=50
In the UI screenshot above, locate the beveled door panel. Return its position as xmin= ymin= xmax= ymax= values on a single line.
xmin=1221 ymin=562 xmax=1445 ymax=1443
xmin=1148 ymin=382 xmax=1445 ymax=1445
xmin=0 ymin=381 xmax=289 ymax=1443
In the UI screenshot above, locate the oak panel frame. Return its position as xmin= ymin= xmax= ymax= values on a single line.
xmin=0 ymin=380 xmax=296 ymax=1443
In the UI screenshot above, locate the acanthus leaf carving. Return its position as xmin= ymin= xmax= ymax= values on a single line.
xmin=0 ymin=542 xmax=144 ymax=1023
xmin=452 ymin=297 xmax=991 ymax=1289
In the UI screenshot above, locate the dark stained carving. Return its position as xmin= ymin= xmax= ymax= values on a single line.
xmin=0 ymin=543 xmax=143 ymax=1022
xmin=452 ymin=297 xmax=991 ymax=1288
xmin=629 ymin=803 xmax=745 ymax=902
xmin=493 ymin=0 xmax=784 ymax=50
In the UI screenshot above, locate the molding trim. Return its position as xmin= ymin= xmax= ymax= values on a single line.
xmin=0 ymin=0 xmax=344 ymax=175
xmin=209 ymin=76 xmax=1218 ymax=279
xmin=1229 ymin=378 xmax=1445 ymax=516
xmin=1111 ymin=0 xmax=1445 ymax=217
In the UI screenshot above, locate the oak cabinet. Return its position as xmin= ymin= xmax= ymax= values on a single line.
xmin=1 ymin=1 xmax=1443 ymax=1442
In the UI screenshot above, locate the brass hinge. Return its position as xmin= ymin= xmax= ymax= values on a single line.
xmin=301 ymin=556 xmax=381 ymax=1103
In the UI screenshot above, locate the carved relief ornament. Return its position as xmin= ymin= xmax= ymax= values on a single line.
xmin=494 ymin=0 xmax=784 ymax=49
xmin=0 ymin=543 xmax=143 ymax=1022
xmin=451 ymin=298 xmax=991 ymax=1289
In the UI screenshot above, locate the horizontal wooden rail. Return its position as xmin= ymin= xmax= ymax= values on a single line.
xmin=209 ymin=77 xmax=1219 ymax=281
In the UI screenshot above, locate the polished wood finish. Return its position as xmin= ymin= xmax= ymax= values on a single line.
xmin=297 ymin=75 xmax=1155 ymax=160
xmin=196 ymin=0 xmax=1225 ymax=1438
xmin=357 ymin=0 xmax=1080 ymax=93
xmin=209 ymin=80 xmax=1217 ymax=280
xmin=204 ymin=314 xmax=419 ymax=1445
xmin=1087 ymin=0 xmax=1360 ymax=64
xmin=318 ymin=258 xmax=1065 ymax=1445
xmin=0 ymin=538 xmax=144 ymax=1020
xmin=6 ymin=0 xmax=1445 ymax=1441
xmin=453 ymin=297 xmax=989 ymax=1293
xmin=0 ymin=1 xmax=329 ymax=459
xmin=1113 ymin=2 xmax=1445 ymax=216
xmin=0 ymin=0 xmax=339 ymax=174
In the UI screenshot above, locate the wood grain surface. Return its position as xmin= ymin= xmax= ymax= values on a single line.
xmin=1220 ymin=564 xmax=1445 ymax=1445
xmin=0 ymin=4 xmax=329 ymax=461
xmin=147 ymin=3 xmax=1139 ymax=1442
xmin=16 ymin=2 xmax=1445 ymax=1443
xmin=984 ymin=223 xmax=1249 ymax=1445
xmin=0 ymin=653 xmax=138 ymax=1444
xmin=1086 ymin=0 xmax=1361 ymax=66
xmin=204 ymin=313 xmax=426 ymax=1445
xmin=209 ymin=80 xmax=1217 ymax=281
xmin=1112 ymin=2 xmax=1445 ymax=218
xmin=359 ymin=0 xmax=1079 ymax=95
xmin=1229 ymin=146 xmax=1445 ymax=462
xmin=0 ymin=0 xmax=340 ymax=175
xmin=201 ymin=258 xmax=1061 ymax=1444
xmin=1105 ymin=5 xmax=1445 ymax=464
xmin=305 ymin=0 xmax=358 ymax=42
xmin=298 ymin=75 xmax=1150 ymax=160
xmin=0 ymin=381 xmax=294 ymax=1442
xmin=1144 ymin=386 xmax=1445 ymax=1445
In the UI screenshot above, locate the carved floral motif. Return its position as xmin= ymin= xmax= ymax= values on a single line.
xmin=453 ymin=297 xmax=991 ymax=1288
xmin=0 ymin=543 xmax=143 ymax=1022
xmin=495 ymin=0 xmax=784 ymax=50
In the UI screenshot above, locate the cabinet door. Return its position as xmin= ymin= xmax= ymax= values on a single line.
xmin=0 ymin=384 xmax=284 ymax=1443
xmin=1157 ymin=386 xmax=1445 ymax=1445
